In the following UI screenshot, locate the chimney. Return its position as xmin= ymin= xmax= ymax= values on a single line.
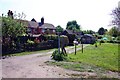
xmin=41 ymin=17 xmax=44 ymax=25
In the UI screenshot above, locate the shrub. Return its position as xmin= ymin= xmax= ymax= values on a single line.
xmin=51 ymin=50 xmax=67 ymax=61
xmin=44 ymin=35 xmax=69 ymax=48
xmin=100 ymin=40 xmax=105 ymax=43
xmin=27 ymin=39 xmax=34 ymax=44
xmin=116 ymin=36 xmax=120 ymax=41
xmin=107 ymin=40 xmax=114 ymax=43
xmin=44 ymin=35 xmax=58 ymax=40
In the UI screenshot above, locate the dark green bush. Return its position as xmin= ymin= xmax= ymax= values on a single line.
xmin=44 ymin=35 xmax=58 ymax=40
xmin=97 ymin=35 xmax=102 ymax=39
xmin=107 ymin=40 xmax=114 ymax=43
xmin=44 ymin=35 xmax=69 ymax=48
xmin=100 ymin=40 xmax=105 ymax=43
xmin=51 ymin=50 xmax=67 ymax=61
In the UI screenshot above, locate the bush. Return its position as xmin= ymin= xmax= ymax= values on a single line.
xmin=97 ymin=35 xmax=103 ymax=39
xmin=44 ymin=35 xmax=69 ymax=48
xmin=44 ymin=35 xmax=58 ymax=40
xmin=27 ymin=39 xmax=34 ymax=44
xmin=51 ymin=50 xmax=67 ymax=61
xmin=107 ymin=40 xmax=114 ymax=43
xmin=100 ymin=40 xmax=105 ymax=43
xmin=116 ymin=36 xmax=120 ymax=41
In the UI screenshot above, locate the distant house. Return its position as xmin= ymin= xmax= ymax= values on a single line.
xmin=62 ymin=29 xmax=83 ymax=45
xmin=74 ymin=32 xmax=84 ymax=39
xmin=62 ymin=29 xmax=74 ymax=35
xmin=27 ymin=17 xmax=56 ymax=36
xmin=81 ymin=34 xmax=96 ymax=44
xmin=40 ymin=23 xmax=56 ymax=34
xmin=27 ymin=21 xmax=39 ymax=35
xmin=62 ymin=29 xmax=83 ymax=38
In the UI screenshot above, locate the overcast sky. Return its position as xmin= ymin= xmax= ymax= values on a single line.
xmin=0 ymin=0 xmax=119 ymax=32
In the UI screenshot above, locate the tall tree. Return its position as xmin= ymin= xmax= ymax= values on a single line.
xmin=83 ymin=30 xmax=95 ymax=34
xmin=98 ymin=27 xmax=105 ymax=35
xmin=108 ymin=27 xmax=119 ymax=37
xmin=56 ymin=25 xmax=64 ymax=32
xmin=2 ymin=11 xmax=27 ymax=53
xmin=66 ymin=20 xmax=81 ymax=31
xmin=112 ymin=7 xmax=120 ymax=27
xmin=2 ymin=11 xmax=27 ymax=38
xmin=109 ymin=7 xmax=120 ymax=37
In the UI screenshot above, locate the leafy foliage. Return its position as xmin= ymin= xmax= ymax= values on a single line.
xmin=98 ymin=27 xmax=106 ymax=35
xmin=2 ymin=17 xmax=27 ymax=37
xmin=66 ymin=20 xmax=81 ymax=31
xmin=2 ymin=15 xmax=27 ymax=55
xmin=51 ymin=50 xmax=67 ymax=61
xmin=56 ymin=25 xmax=64 ymax=32
xmin=111 ymin=7 xmax=120 ymax=26
xmin=27 ymin=39 xmax=34 ymax=44
xmin=108 ymin=27 xmax=120 ymax=37
xmin=83 ymin=30 xmax=95 ymax=34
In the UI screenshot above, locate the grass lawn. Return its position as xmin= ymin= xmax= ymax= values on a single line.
xmin=67 ymin=43 xmax=119 ymax=72
xmin=46 ymin=43 xmax=119 ymax=78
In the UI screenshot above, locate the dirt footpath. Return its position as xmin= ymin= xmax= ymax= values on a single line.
xmin=1 ymin=44 xmax=90 ymax=78
xmin=2 ymin=55 xmax=68 ymax=78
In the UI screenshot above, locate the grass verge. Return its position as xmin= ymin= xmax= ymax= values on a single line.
xmin=46 ymin=43 xmax=119 ymax=78
xmin=7 ymin=48 xmax=56 ymax=56
xmin=67 ymin=43 xmax=119 ymax=72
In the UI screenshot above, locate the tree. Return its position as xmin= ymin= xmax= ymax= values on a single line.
xmin=56 ymin=25 xmax=64 ymax=32
xmin=108 ymin=27 xmax=119 ymax=37
xmin=111 ymin=7 xmax=120 ymax=27
xmin=66 ymin=20 xmax=81 ymax=31
xmin=83 ymin=30 xmax=95 ymax=34
xmin=2 ymin=11 xmax=27 ymax=54
xmin=2 ymin=10 xmax=27 ymax=37
xmin=2 ymin=17 xmax=27 ymax=38
xmin=109 ymin=7 xmax=120 ymax=36
xmin=98 ymin=27 xmax=105 ymax=35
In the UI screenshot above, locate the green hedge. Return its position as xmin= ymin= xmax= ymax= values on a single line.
xmin=2 ymin=35 xmax=69 ymax=55
xmin=44 ymin=35 xmax=58 ymax=40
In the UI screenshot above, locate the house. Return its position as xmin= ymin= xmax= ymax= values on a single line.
xmin=27 ymin=21 xmax=39 ymax=35
xmin=81 ymin=34 xmax=96 ymax=44
xmin=62 ymin=29 xmax=83 ymax=45
xmin=40 ymin=23 xmax=56 ymax=34
xmin=62 ymin=29 xmax=74 ymax=35
xmin=62 ymin=29 xmax=83 ymax=37
xmin=74 ymin=31 xmax=84 ymax=39
xmin=27 ymin=17 xmax=56 ymax=36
